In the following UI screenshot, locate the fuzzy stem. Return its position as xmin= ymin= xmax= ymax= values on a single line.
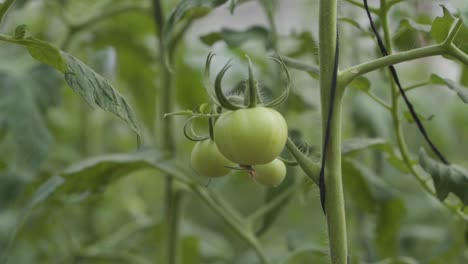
xmin=319 ymin=0 xmax=348 ymax=263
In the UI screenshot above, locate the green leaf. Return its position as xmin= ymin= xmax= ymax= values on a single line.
xmin=21 ymin=36 xmax=68 ymax=73
xmin=419 ymin=148 xmax=468 ymax=205
xmin=342 ymin=138 xmax=390 ymax=156
xmin=430 ymin=74 xmax=468 ymax=103
xmin=430 ymin=6 xmax=468 ymax=54
xmin=403 ymin=110 xmax=432 ymax=124
xmin=181 ymin=236 xmax=201 ymax=264
xmin=200 ymin=26 xmax=270 ymax=49
xmin=393 ymin=18 xmax=431 ymax=51
xmin=30 ymin=150 xmax=163 ymax=205
xmin=286 ymin=31 xmax=318 ymax=60
xmin=350 ymin=76 xmax=371 ymax=92
xmin=63 ymin=53 xmax=141 ymax=137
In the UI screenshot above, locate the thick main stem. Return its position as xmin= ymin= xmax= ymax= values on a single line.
xmin=319 ymin=1 xmax=348 ymax=263
xmin=152 ymin=1 xmax=178 ymax=264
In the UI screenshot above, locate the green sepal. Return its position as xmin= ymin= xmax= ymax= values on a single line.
xmin=215 ymin=60 xmax=244 ymax=111
xmin=264 ymin=56 xmax=291 ymax=107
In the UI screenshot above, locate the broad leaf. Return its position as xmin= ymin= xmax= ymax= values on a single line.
xmin=419 ymin=148 xmax=468 ymax=205
xmin=23 ymin=37 xmax=68 ymax=73
xmin=30 ymin=150 xmax=163 ymax=205
xmin=430 ymin=74 xmax=468 ymax=103
xmin=200 ymin=26 xmax=270 ymax=49
xmin=431 ymin=6 xmax=468 ymax=54
xmin=63 ymin=53 xmax=141 ymax=136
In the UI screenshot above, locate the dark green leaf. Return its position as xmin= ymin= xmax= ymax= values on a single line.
xmin=342 ymin=138 xmax=390 ymax=156
xmin=63 ymin=53 xmax=141 ymax=137
xmin=200 ymin=26 xmax=270 ymax=49
xmin=430 ymin=74 xmax=468 ymax=103
xmin=419 ymin=148 xmax=468 ymax=205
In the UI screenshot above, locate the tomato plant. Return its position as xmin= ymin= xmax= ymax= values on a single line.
xmin=1 ymin=0 xmax=468 ymax=264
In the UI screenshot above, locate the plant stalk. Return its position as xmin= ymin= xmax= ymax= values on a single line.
xmin=152 ymin=1 xmax=178 ymax=264
xmin=319 ymin=0 xmax=348 ymax=263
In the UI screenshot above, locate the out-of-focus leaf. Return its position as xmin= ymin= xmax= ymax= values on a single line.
xmin=373 ymin=257 xmax=419 ymax=264
xmin=431 ymin=6 xmax=468 ymax=54
xmin=28 ymin=65 xmax=62 ymax=113
xmin=181 ymin=236 xmax=201 ymax=264
xmin=281 ymin=246 xmax=328 ymax=264
xmin=0 ymin=74 xmax=52 ymax=177
xmin=28 ymin=150 xmax=164 ymax=208
xmin=282 ymin=56 xmax=319 ymax=79
xmin=342 ymin=138 xmax=390 ymax=156
xmin=286 ymin=31 xmax=318 ymax=60
xmin=165 ymin=0 xmax=228 ymax=44
xmin=461 ymin=65 xmax=468 ymax=87
xmin=419 ymin=148 xmax=468 ymax=205
xmin=350 ymin=76 xmax=371 ymax=92
xmin=376 ymin=198 xmax=406 ymax=258
xmin=63 ymin=53 xmax=141 ymax=137
xmin=430 ymin=74 xmax=468 ymax=103
xmin=338 ymin=17 xmax=372 ymax=37
xmin=200 ymin=26 xmax=270 ymax=49
xmin=393 ymin=18 xmax=431 ymax=51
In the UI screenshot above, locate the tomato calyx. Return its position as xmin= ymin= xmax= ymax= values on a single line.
xmin=204 ymin=52 xmax=292 ymax=111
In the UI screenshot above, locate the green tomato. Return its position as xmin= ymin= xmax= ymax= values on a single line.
xmin=253 ymin=159 xmax=287 ymax=187
xmin=191 ymin=139 xmax=235 ymax=177
xmin=214 ymin=107 xmax=288 ymax=165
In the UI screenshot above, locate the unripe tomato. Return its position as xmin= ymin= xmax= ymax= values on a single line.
xmin=214 ymin=107 xmax=288 ymax=165
xmin=253 ymin=159 xmax=287 ymax=187
xmin=191 ymin=139 xmax=235 ymax=177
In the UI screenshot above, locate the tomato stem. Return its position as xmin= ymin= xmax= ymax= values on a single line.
xmin=208 ymin=117 xmax=214 ymax=140
xmin=246 ymin=55 xmax=258 ymax=108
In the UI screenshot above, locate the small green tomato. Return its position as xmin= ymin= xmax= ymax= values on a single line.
xmin=191 ymin=139 xmax=235 ymax=177
xmin=252 ymin=158 xmax=287 ymax=187
xmin=214 ymin=107 xmax=288 ymax=165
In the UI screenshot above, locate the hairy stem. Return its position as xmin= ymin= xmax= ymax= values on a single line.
xmin=319 ymin=0 xmax=348 ymax=263
xmin=152 ymin=1 xmax=178 ymax=264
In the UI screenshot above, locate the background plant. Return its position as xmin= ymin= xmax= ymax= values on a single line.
xmin=0 ymin=0 xmax=467 ymax=264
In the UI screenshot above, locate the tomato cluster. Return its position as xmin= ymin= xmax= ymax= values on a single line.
xmin=183 ymin=53 xmax=291 ymax=187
